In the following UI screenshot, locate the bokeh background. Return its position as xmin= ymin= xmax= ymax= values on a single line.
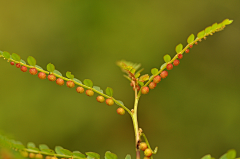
xmin=0 ymin=0 xmax=240 ymax=159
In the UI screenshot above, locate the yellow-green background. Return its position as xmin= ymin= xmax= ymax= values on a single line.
xmin=0 ymin=1 xmax=240 ymax=159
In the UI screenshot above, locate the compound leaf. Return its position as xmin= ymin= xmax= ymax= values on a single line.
xmin=106 ymin=87 xmax=113 ymax=97
xmin=27 ymin=56 xmax=36 ymax=66
xmin=47 ymin=63 xmax=55 ymax=72
xmin=83 ymin=79 xmax=93 ymax=87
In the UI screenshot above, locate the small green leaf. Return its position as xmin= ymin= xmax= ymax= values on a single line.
xmin=139 ymin=74 xmax=149 ymax=81
xmin=93 ymin=86 xmax=103 ymax=93
xmin=73 ymin=78 xmax=82 ymax=84
xmin=13 ymin=141 xmax=25 ymax=150
xmin=35 ymin=65 xmax=43 ymax=70
xmin=151 ymin=68 xmax=158 ymax=75
xmin=153 ymin=147 xmax=158 ymax=154
xmin=55 ymin=146 xmax=64 ymax=155
xmin=83 ymin=79 xmax=93 ymax=87
xmin=47 ymin=63 xmax=55 ymax=72
xmin=106 ymin=87 xmax=113 ymax=97
xmin=3 ymin=51 xmax=10 ymax=59
xmin=130 ymin=68 xmax=136 ymax=74
xmin=116 ymin=100 xmax=124 ymax=106
xmin=60 ymin=148 xmax=73 ymax=156
xmin=163 ymin=54 xmax=172 ymax=62
xmin=205 ymin=26 xmax=212 ymax=34
xmin=105 ymin=151 xmax=118 ymax=159
xmin=160 ymin=63 xmax=167 ymax=70
xmin=73 ymin=151 xmax=86 ymax=158
xmin=20 ymin=59 xmax=26 ymax=64
xmin=41 ymin=149 xmax=55 ymax=155
xmin=66 ymin=71 xmax=74 ymax=79
xmin=27 ymin=56 xmax=36 ymax=66
xmin=138 ymin=81 xmax=144 ymax=86
xmin=197 ymin=30 xmax=205 ymax=39
xmin=86 ymin=152 xmax=100 ymax=159
xmin=39 ymin=144 xmax=49 ymax=150
xmin=0 ymin=50 xmax=3 ymax=55
xmin=187 ymin=34 xmax=195 ymax=44
xmin=125 ymin=154 xmax=131 ymax=159
xmin=201 ymin=154 xmax=211 ymax=159
xmin=135 ymin=73 xmax=140 ymax=78
xmin=226 ymin=149 xmax=236 ymax=159
xmin=53 ymin=70 xmax=62 ymax=76
xmin=175 ymin=44 xmax=183 ymax=53
xmin=212 ymin=23 xmax=218 ymax=31
xmin=222 ymin=19 xmax=233 ymax=25
xmin=27 ymin=142 xmax=36 ymax=148
xmin=11 ymin=53 xmax=21 ymax=62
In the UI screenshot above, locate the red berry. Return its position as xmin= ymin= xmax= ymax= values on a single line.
xmin=144 ymin=148 xmax=152 ymax=157
xmin=160 ymin=70 xmax=168 ymax=78
xmin=96 ymin=96 xmax=105 ymax=103
xmin=130 ymin=82 xmax=134 ymax=87
xmin=20 ymin=66 xmax=27 ymax=72
xmin=139 ymin=142 xmax=148 ymax=151
xmin=141 ymin=86 xmax=149 ymax=94
xmin=117 ymin=107 xmax=125 ymax=115
xmin=29 ymin=68 xmax=38 ymax=75
xmin=10 ymin=61 xmax=14 ymax=65
xmin=189 ymin=44 xmax=193 ymax=48
xmin=38 ymin=72 xmax=46 ymax=79
xmin=195 ymin=42 xmax=198 ymax=45
xmin=166 ymin=63 xmax=173 ymax=70
xmin=178 ymin=54 xmax=183 ymax=59
xmin=16 ymin=63 xmax=21 ymax=68
xmin=133 ymin=85 xmax=140 ymax=91
xmin=173 ymin=59 xmax=180 ymax=66
xmin=185 ymin=49 xmax=189 ymax=53
xmin=76 ymin=87 xmax=84 ymax=93
xmin=86 ymin=89 xmax=94 ymax=96
xmin=106 ymin=98 xmax=114 ymax=106
xmin=48 ymin=74 xmax=56 ymax=81
xmin=66 ymin=81 xmax=75 ymax=88
xmin=153 ymin=75 xmax=161 ymax=83
xmin=149 ymin=82 xmax=156 ymax=89
xmin=29 ymin=153 xmax=36 ymax=159
xmin=56 ymin=78 xmax=64 ymax=85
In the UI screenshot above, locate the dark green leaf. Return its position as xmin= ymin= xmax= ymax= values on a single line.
xmin=66 ymin=71 xmax=74 ymax=79
xmin=125 ymin=154 xmax=131 ymax=159
xmin=35 ymin=65 xmax=43 ymax=70
xmin=39 ymin=144 xmax=49 ymax=150
xmin=205 ymin=26 xmax=212 ymax=34
xmin=105 ymin=151 xmax=118 ymax=159
xmin=201 ymin=154 xmax=211 ymax=159
xmin=106 ymin=87 xmax=113 ymax=97
xmin=226 ymin=149 xmax=236 ymax=159
xmin=60 ymin=148 xmax=73 ymax=156
xmin=83 ymin=79 xmax=93 ymax=87
xmin=53 ymin=70 xmax=62 ymax=76
xmin=138 ymin=81 xmax=144 ymax=86
xmin=93 ymin=86 xmax=103 ymax=93
xmin=175 ymin=44 xmax=183 ymax=53
xmin=116 ymin=100 xmax=124 ymax=106
xmin=27 ymin=56 xmax=36 ymax=66
xmin=20 ymin=59 xmax=26 ymax=64
xmin=160 ymin=63 xmax=167 ymax=70
xmin=197 ymin=30 xmax=205 ymax=39
xmin=211 ymin=23 xmax=218 ymax=31
xmin=86 ymin=152 xmax=100 ymax=159
xmin=55 ymin=146 xmax=64 ymax=155
xmin=3 ymin=51 xmax=10 ymax=59
xmin=73 ymin=151 xmax=86 ymax=158
xmin=187 ymin=34 xmax=195 ymax=44
xmin=47 ymin=63 xmax=55 ymax=72
xmin=11 ymin=53 xmax=21 ymax=62
xmin=73 ymin=78 xmax=82 ymax=84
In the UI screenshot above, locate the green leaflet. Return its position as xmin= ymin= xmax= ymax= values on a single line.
xmin=212 ymin=23 xmax=218 ymax=31
xmin=197 ymin=30 xmax=205 ymax=39
xmin=187 ymin=34 xmax=195 ymax=44
xmin=138 ymin=81 xmax=144 ymax=86
xmin=73 ymin=78 xmax=83 ymax=84
xmin=175 ymin=44 xmax=183 ymax=53
xmin=151 ymin=68 xmax=158 ymax=75
xmin=20 ymin=59 xmax=26 ymax=64
xmin=66 ymin=71 xmax=74 ymax=79
xmin=83 ymin=79 xmax=93 ymax=87
xmin=60 ymin=148 xmax=73 ymax=156
xmin=205 ymin=26 xmax=212 ymax=35
xmin=3 ymin=51 xmax=10 ymax=59
xmin=55 ymin=146 xmax=64 ymax=155
xmin=201 ymin=154 xmax=211 ymax=159
xmin=93 ymin=86 xmax=103 ymax=93
xmin=27 ymin=56 xmax=36 ymax=66
xmin=139 ymin=74 xmax=149 ymax=81
xmin=160 ymin=63 xmax=167 ymax=70
xmin=11 ymin=53 xmax=21 ymax=62
xmin=47 ymin=63 xmax=55 ymax=72
xmin=116 ymin=100 xmax=124 ymax=106
xmin=73 ymin=151 xmax=86 ymax=158
xmin=105 ymin=151 xmax=118 ymax=159
xmin=35 ymin=65 xmax=43 ymax=70
xmin=106 ymin=87 xmax=113 ymax=97
xmin=219 ymin=149 xmax=236 ymax=159
xmin=125 ymin=154 xmax=131 ymax=159
xmin=86 ymin=152 xmax=100 ymax=159
xmin=163 ymin=54 xmax=171 ymax=63
xmin=53 ymin=70 xmax=63 ymax=77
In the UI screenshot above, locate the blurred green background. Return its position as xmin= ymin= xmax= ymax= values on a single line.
xmin=0 ymin=0 xmax=240 ymax=158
